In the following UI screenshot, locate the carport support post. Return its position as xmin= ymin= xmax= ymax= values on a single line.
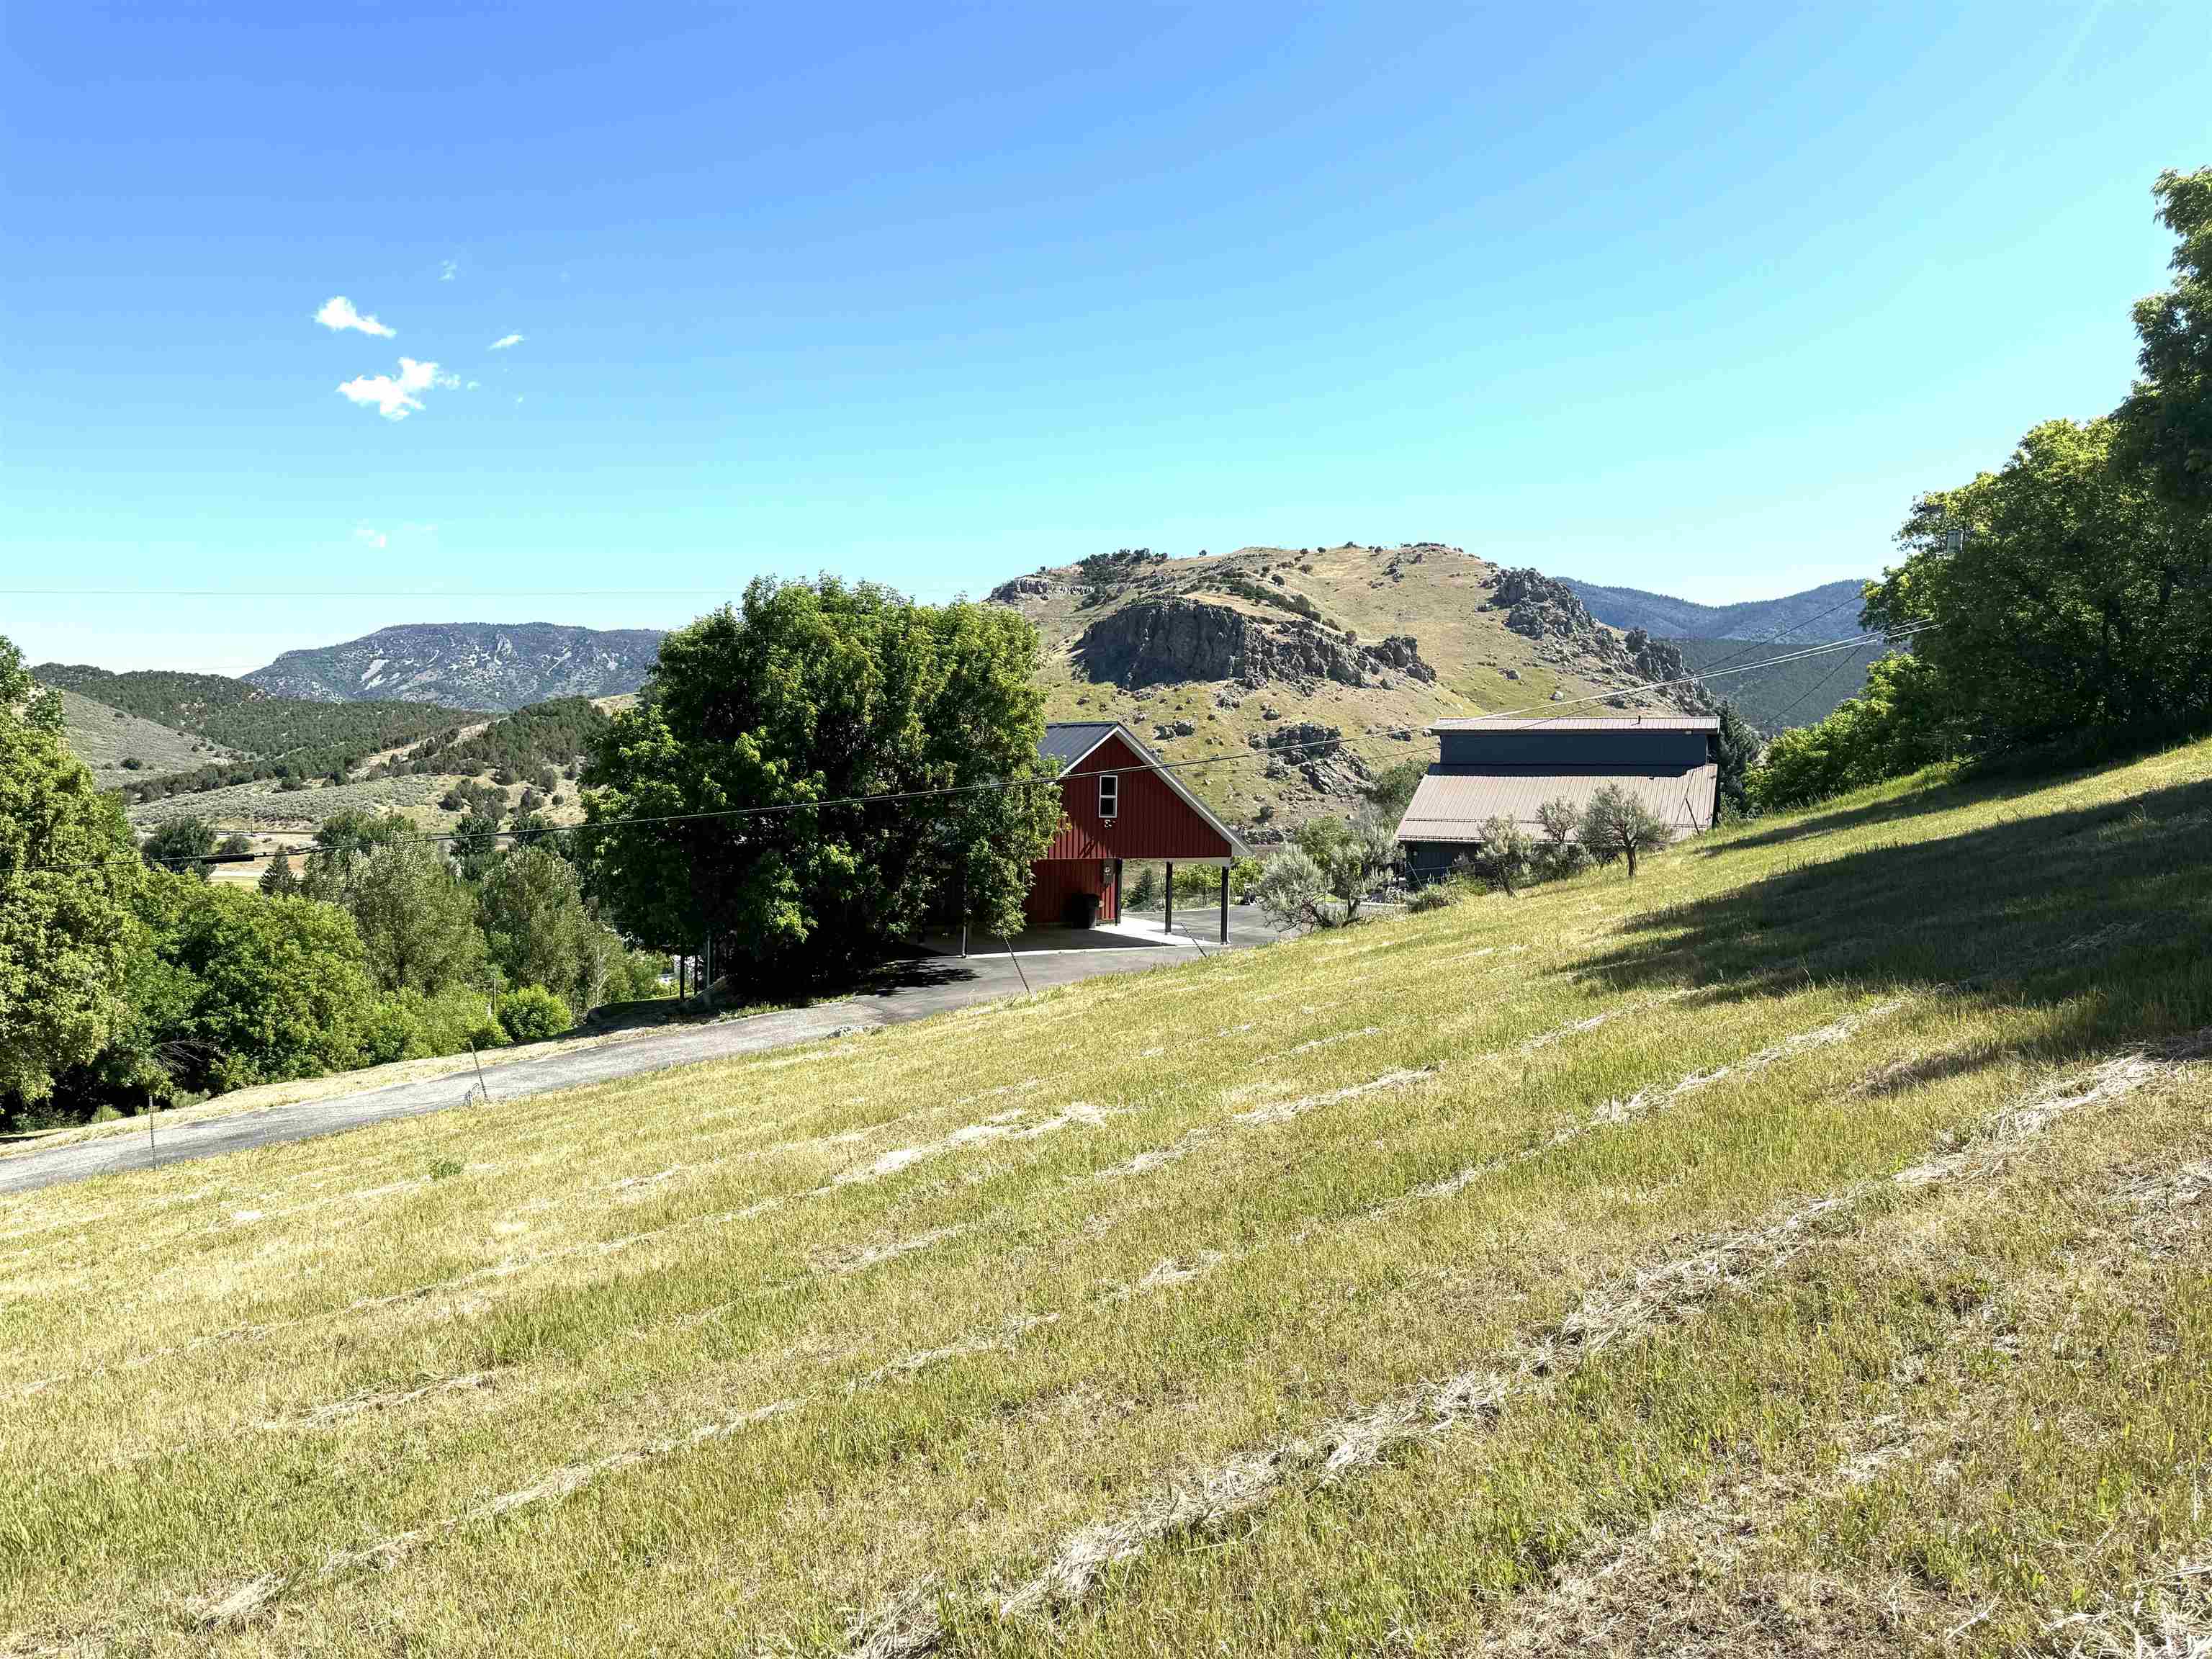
xmin=1219 ymin=865 xmax=1229 ymax=943
xmin=1164 ymin=862 xmax=1174 ymax=935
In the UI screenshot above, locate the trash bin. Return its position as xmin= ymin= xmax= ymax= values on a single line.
xmin=1064 ymin=890 xmax=1100 ymax=929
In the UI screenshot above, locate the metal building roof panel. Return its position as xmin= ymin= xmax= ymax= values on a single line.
xmin=1427 ymin=715 xmax=1721 ymax=733
xmin=1038 ymin=721 xmax=1125 ymax=767
xmin=1394 ymin=764 xmax=1719 ymax=843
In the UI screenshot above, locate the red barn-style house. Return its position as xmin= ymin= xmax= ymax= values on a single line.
xmin=1027 ymin=722 xmax=1252 ymax=940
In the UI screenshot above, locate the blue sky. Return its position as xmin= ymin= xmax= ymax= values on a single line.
xmin=4 ymin=4 xmax=2207 ymax=674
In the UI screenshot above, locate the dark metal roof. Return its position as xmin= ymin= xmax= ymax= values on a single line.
xmin=1395 ymin=764 xmax=1720 ymax=844
xmin=1038 ymin=721 xmax=1124 ymax=767
xmin=1035 ymin=721 xmax=1252 ymax=859
xmin=1429 ymin=715 xmax=1720 ymax=733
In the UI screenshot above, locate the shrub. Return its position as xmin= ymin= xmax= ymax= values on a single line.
xmin=356 ymin=996 xmax=432 ymax=1066
xmin=495 ymin=985 xmax=572 ymax=1043
xmin=1254 ymin=847 xmax=1337 ymax=930
xmin=1406 ymin=884 xmax=1457 ymax=913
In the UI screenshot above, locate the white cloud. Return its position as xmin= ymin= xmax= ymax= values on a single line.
xmin=466 ymin=379 xmax=480 ymax=390
xmin=336 ymin=356 xmax=456 ymax=421
xmin=489 ymin=333 xmax=524 ymax=350
xmin=439 ymin=259 xmax=457 ymax=282
xmin=315 ymin=295 xmax=396 ymax=337
xmin=352 ymin=523 xmax=388 ymax=549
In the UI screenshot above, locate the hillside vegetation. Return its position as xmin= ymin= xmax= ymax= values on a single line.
xmin=50 ymin=685 xmax=230 ymax=783
xmin=1564 ymin=576 xmax=1868 ymax=640
xmin=247 ymin=621 xmax=664 ymax=711
xmin=4 ymin=734 xmax=2208 ymax=1653
xmin=36 ymin=663 xmax=485 ymax=796
xmin=1669 ymin=634 xmax=1876 ymax=734
xmin=997 ymin=543 xmax=1716 ymax=834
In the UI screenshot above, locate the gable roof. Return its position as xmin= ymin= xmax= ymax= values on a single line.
xmin=1038 ymin=721 xmax=1252 ymax=859
xmin=1038 ymin=721 xmax=1123 ymax=768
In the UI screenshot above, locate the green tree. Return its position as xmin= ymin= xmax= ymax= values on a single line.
xmin=1714 ymin=703 xmax=1759 ymax=820
xmin=449 ymin=813 xmax=500 ymax=882
xmin=581 ymin=580 xmax=1060 ymax=984
xmin=1532 ymin=796 xmax=1588 ymax=880
xmin=258 ymin=849 xmax=300 ymax=896
xmin=1579 ymin=784 xmax=1672 ymax=878
xmin=347 ymin=839 xmax=490 ymax=995
xmin=1292 ymin=806 xmax=1398 ymax=920
xmin=1470 ymin=815 xmax=1531 ymax=894
xmin=478 ymin=844 xmax=596 ymax=1009
xmin=2118 ymin=167 xmax=2212 ymax=518
xmin=1362 ymin=756 xmax=1429 ymax=822
xmin=0 ymin=637 xmax=143 ymax=1115
xmin=143 ymin=816 xmax=217 ymax=880
xmin=1746 ymin=652 xmax=1951 ymax=813
xmin=297 ymin=809 xmax=408 ymax=904
xmin=151 ymin=879 xmax=380 ymax=1092
xmin=1254 ymin=845 xmax=1335 ymax=930
xmin=1872 ymin=418 xmax=2210 ymax=750
xmin=495 ymin=984 xmax=572 ymax=1043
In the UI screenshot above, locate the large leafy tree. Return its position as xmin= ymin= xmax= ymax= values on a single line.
xmin=346 ymin=838 xmax=490 ymax=995
xmin=478 ymin=844 xmax=597 ymax=1010
xmin=1869 ymin=418 xmax=2212 ymax=747
xmin=136 ymin=876 xmax=380 ymax=1094
xmin=2119 ymin=167 xmax=2212 ymax=516
xmin=0 ymin=637 xmax=144 ymax=1114
xmin=581 ymin=579 xmax=1061 ymax=984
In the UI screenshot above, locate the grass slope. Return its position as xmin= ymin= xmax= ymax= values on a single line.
xmin=4 ymin=737 xmax=2211 ymax=1655
xmin=50 ymin=685 xmax=230 ymax=783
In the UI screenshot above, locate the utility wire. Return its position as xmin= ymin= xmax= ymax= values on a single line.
xmin=96 ymin=626 xmax=1929 ymax=873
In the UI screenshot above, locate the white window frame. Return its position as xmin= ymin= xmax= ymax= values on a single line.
xmin=1097 ymin=772 xmax=1119 ymax=820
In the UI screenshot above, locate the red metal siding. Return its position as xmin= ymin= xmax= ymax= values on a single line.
xmin=1022 ymin=858 xmax=1118 ymax=928
xmin=1044 ymin=734 xmax=1235 ymax=862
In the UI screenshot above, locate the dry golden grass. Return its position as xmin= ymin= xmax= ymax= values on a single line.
xmin=3 ymin=735 xmax=2211 ymax=1655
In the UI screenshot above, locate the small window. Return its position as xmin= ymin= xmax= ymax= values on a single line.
xmin=1098 ymin=773 xmax=1119 ymax=820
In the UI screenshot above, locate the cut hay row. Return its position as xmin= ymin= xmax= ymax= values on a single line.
xmin=846 ymin=1037 xmax=2207 ymax=1653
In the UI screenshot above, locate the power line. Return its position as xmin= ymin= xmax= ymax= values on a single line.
xmin=98 ymin=626 xmax=1928 ymax=873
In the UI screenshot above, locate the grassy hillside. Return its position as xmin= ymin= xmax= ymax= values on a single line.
xmin=50 ymin=685 xmax=231 ymax=783
xmin=4 ymin=735 xmax=2208 ymax=1653
xmin=34 ymin=662 xmax=486 ymax=781
xmin=1672 ymin=633 xmax=1879 ymax=733
xmin=1002 ymin=543 xmax=1712 ymax=833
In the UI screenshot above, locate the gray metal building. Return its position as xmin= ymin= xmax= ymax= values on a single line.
xmin=1394 ymin=715 xmax=1721 ymax=882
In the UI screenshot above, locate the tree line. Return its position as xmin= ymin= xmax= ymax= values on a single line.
xmin=5 ymin=581 xmax=1070 ymax=1128
xmin=3 ymin=640 xmax=662 ymax=1128
xmin=1750 ymin=168 xmax=2212 ymax=811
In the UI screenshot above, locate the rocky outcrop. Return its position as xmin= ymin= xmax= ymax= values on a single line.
xmin=1364 ymin=634 xmax=1436 ymax=683
xmin=988 ymin=574 xmax=1054 ymax=604
xmin=1487 ymin=570 xmax=1715 ymax=714
xmin=1076 ymin=598 xmax=1436 ymax=691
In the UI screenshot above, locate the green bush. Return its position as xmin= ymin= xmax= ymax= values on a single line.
xmin=357 ymin=996 xmax=432 ymax=1066
xmin=495 ymin=986 xmax=572 ymax=1044
xmin=1406 ymin=884 xmax=1457 ymax=913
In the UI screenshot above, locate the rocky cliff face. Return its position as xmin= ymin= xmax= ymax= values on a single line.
xmin=1488 ymin=570 xmax=1716 ymax=713
xmin=1076 ymin=598 xmax=1435 ymax=693
xmin=247 ymin=622 xmax=665 ymax=712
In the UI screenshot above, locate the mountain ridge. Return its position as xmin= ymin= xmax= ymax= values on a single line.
xmin=1560 ymin=577 xmax=1869 ymax=641
xmin=246 ymin=621 xmax=665 ymax=712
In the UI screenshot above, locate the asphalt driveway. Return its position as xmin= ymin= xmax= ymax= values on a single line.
xmin=0 ymin=917 xmax=1289 ymax=1197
